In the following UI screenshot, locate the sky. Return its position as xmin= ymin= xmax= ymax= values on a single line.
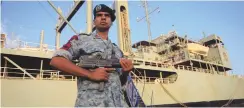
xmin=1 ymin=1 xmax=244 ymax=75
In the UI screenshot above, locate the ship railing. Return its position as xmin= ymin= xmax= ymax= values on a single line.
xmin=130 ymin=75 xmax=176 ymax=84
xmin=227 ymin=74 xmax=244 ymax=79
xmin=179 ymin=66 xmax=244 ymax=78
xmin=0 ymin=67 xmax=77 ymax=81
xmin=6 ymin=39 xmax=56 ymax=52
xmin=177 ymin=65 xmax=213 ymax=73
xmin=133 ymin=58 xmax=174 ymax=69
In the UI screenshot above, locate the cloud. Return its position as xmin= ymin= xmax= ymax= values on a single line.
xmin=5 ymin=36 xmax=21 ymax=49
xmin=1 ymin=21 xmax=21 ymax=48
xmin=1 ymin=19 xmax=36 ymax=49
xmin=1 ymin=23 xmax=7 ymax=34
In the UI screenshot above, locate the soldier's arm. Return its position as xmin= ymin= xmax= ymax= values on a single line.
xmin=50 ymin=57 xmax=90 ymax=77
xmin=50 ymin=35 xmax=90 ymax=77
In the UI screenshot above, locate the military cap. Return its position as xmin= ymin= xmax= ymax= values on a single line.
xmin=93 ymin=4 xmax=116 ymax=22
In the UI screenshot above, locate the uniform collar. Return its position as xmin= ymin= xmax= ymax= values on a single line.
xmin=92 ymin=33 xmax=111 ymax=43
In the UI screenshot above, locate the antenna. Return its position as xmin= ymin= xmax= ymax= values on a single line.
xmin=172 ymin=24 xmax=175 ymax=31
xmin=202 ymin=31 xmax=206 ymax=38
xmin=137 ymin=0 xmax=160 ymax=42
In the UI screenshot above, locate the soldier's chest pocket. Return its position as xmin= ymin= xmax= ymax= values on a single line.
xmin=82 ymin=41 xmax=106 ymax=54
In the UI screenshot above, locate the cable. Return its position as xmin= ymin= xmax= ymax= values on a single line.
xmin=37 ymin=1 xmax=57 ymax=23
xmin=134 ymin=68 xmax=146 ymax=97
xmin=159 ymin=82 xmax=188 ymax=107
xmin=132 ymin=67 xmax=188 ymax=107
xmin=221 ymin=78 xmax=242 ymax=107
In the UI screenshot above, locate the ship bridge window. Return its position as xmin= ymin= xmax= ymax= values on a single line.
xmin=203 ymin=39 xmax=224 ymax=46
xmin=143 ymin=47 xmax=149 ymax=53
xmin=137 ymin=48 xmax=142 ymax=52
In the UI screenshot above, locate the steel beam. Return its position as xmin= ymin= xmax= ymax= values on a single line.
xmin=57 ymin=1 xmax=85 ymax=33
xmin=3 ymin=56 xmax=36 ymax=79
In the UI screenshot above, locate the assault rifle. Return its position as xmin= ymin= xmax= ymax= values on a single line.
xmin=76 ymin=55 xmax=138 ymax=91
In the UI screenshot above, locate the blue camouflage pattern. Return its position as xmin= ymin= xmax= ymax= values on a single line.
xmin=52 ymin=32 xmax=128 ymax=107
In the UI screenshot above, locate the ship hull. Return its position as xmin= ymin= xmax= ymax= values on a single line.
xmin=1 ymin=79 xmax=77 ymax=107
xmin=133 ymin=69 xmax=244 ymax=107
xmin=1 ymin=70 xmax=244 ymax=107
xmin=147 ymin=99 xmax=244 ymax=107
xmin=1 ymin=49 xmax=244 ymax=107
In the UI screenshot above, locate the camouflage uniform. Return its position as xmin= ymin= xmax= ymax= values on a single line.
xmin=52 ymin=33 xmax=128 ymax=107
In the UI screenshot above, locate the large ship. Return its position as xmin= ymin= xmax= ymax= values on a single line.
xmin=1 ymin=0 xmax=244 ymax=107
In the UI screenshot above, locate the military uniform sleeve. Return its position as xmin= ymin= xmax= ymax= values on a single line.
xmin=52 ymin=35 xmax=80 ymax=60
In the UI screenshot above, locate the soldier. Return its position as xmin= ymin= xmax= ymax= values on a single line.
xmin=50 ymin=4 xmax=133 ymax=107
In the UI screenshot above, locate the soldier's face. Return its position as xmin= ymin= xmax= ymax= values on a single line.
xmin=94 ymin=12 xmax=112 ymax=30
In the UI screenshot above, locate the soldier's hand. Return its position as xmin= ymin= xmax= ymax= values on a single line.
xmin=87 ymin=68 xmax=112 ymax=81
xmin=120 ymin=58 xmax=133 ymax=72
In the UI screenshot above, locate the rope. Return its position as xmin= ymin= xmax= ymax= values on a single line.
xmin=132 ymin=67 xmax=243 ymax=107
xmin=37 ymin=1 xmax=57 ymax=23
xmin=131 ymin=68 xmax=152 ymax=106
xmin=134 ymin=68 xmax=146 ymax=97
xmin=159 ymin=82 xmax=188 ymax=107
xmin=221 ymin=78 xmax=242 ymax=107
xmin=133 ymin=67 xmax=187 ymax=107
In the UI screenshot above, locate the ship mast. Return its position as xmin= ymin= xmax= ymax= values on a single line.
xmin=144 ymin=1 xmax=152 ymax=42
xmin=137 ymin=0 xmax=160 ymax=42
xmin=114 ymin=0 xmax=132 ymax=56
